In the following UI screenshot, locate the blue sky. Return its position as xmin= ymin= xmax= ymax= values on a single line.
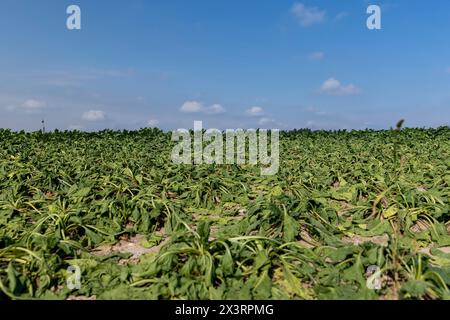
xmin=0 ymin=0 xmax=449 ymax=131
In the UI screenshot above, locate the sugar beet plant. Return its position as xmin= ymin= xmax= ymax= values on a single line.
xmin=0 ymin=127 xmax=449 ymax=300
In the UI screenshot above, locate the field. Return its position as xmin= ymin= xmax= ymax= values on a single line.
xmin=0 ymin=126 xmax=449 ymax=300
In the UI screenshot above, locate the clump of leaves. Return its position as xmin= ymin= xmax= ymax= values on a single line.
xmin=0 ymin=126 xmax=449 ymax=299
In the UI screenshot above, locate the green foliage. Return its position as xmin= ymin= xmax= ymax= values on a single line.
xmin=0 ymin=127 xmax=449 ymax=300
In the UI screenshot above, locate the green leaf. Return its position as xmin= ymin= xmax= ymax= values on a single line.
xmin=7 ymin=263 xmax=17 ymax=294
xmin=73 ymin=187 xmax=91 ymax=198
xmin=383 ymin=206 xmax=398 ymax=219
xmin=197 ymin=220 xmax=211 ymax=244
xmin=283 ymin=212 xmax=298 ymax=242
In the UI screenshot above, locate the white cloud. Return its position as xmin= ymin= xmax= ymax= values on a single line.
xmin=23 ymin=99 xmax=46 ymax=110
xmin=320 ymin=78 xmax=360 ymax=96
xmin=180 ymin=101 xmax=226 ymax=114
xmin=82 ymin=110 xmax=105 ymax=121
xmin=291 ymin=3 xmax=325 ymax=27
xmin=246 ymin=106 xmax=264 ymax=116
xmin=147 ymin=119 xmax=160 ymax=127
xmin=309 ymin=51 xmax=325 ymax=60
xmin=259 ymin=117 xmax=275 ymax=125
xmin=206 ymin=104 xmax=225 ymax=114
xmin=5 ymin=99 xmax=46 ymax=112
xmin=180 ymin=101 xmax=204 ymax=113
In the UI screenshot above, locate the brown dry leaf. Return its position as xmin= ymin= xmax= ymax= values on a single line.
xmin=419 ymin=245 xmax=450 ymax=255
xmin=238 ymin=208 xmax=247 ymax=217
xmin=410 ymin=219 xmax=431 ymax=233
xmin=358 ymin=195 xmax=368 ymax=202
xmin=44 ymin=191 xmax=57 ymax=197
xmin=209 ymin=225 xmax=220 ymax=242
xmin=223 ymin=203 xmax=247 ymax=217
xmin=296 ymin=240 xmax=315 ymax=249
xmin=342 ymin=233 xmax=389 ymax=247
xmin=380 ymin=197 xmax=389 ymax=209
xmin=167 ymin=192 xmax=177 ymax=199
xmin=299 ymin=225 xmax=320 ymax=247
xmin=437 ymin=246 xmax=450 ymax=254
xmin=335 ymin=200 xmax=354 ymax=217
xmin=416 ymin=186 xmax=427 ymax=192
